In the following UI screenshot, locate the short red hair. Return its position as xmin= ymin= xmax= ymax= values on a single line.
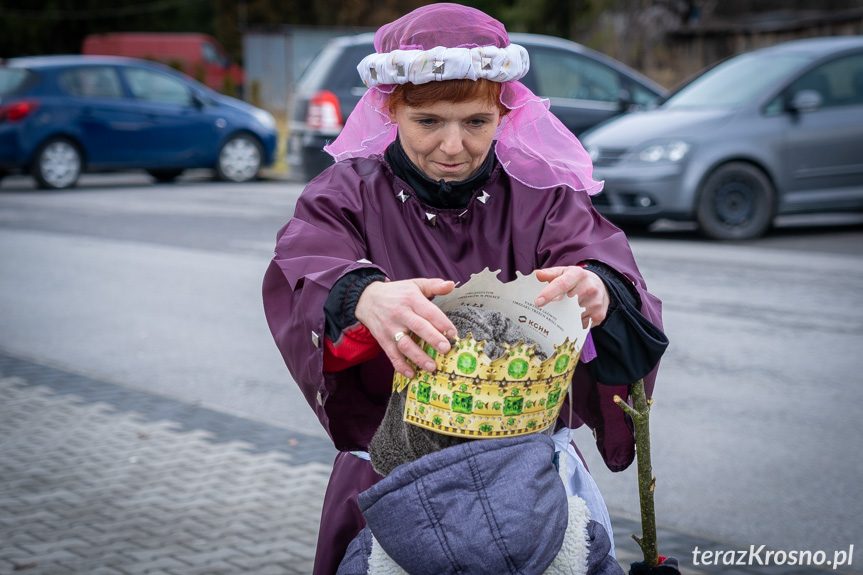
xmin=388 ymin=79 xmax=508 ymax=116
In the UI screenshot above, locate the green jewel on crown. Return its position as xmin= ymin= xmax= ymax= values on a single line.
xmin=554 ymin=354 xmax=570 ymax=373
xmin=503 ymin=396 xmax=524 ymax=416
xmin=452 ymin=391 xmax=473 ymax=414
xmin=508 ymin=358 xmax=529 ymax=379
xmin=546 ymin=389 xmax=561 ymax=409
xmin=417 ymin=382 xmax=431 ymax=404
xmin=457 ymin=353 xmax=477 ymax=374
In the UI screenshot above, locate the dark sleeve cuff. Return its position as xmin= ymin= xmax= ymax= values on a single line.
xmin=580 ymin=260 xmax=639 ymax=314
xmin=324 ymin=268 xmax=387 ymax=341
xmin=580 ymin=260 xmax=668 ymax=386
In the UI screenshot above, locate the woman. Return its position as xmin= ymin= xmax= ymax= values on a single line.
xmin=262 ymin=4 xmax=668 ymax=574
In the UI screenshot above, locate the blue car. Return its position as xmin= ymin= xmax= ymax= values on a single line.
xmin=0 ymin=55 xmax=278 ymax=189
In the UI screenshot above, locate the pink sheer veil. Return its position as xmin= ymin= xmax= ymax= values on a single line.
xmin=324 ymin=3 xmax=603 ymax=195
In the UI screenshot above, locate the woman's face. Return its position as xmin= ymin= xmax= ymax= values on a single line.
xmin=391 ymin=98 xmax=502 ymax=182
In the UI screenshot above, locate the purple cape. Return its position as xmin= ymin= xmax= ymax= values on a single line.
xmin=262 ymin=157 xmax=663 ymax=575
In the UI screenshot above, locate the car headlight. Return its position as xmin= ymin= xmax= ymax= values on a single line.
xmin=251 ymin=108 xmax=277 ymax=131
xmin=636 ymin=140 xmax=690 ymax=163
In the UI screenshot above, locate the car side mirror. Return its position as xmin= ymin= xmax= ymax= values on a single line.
xmin=788 ymin=89 xmax=822 ymax=113
xmin=191 ymin=93 xmax=207 ymax=109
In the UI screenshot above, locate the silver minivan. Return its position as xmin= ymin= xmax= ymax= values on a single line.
xmin=582 ymin=36 xmax=863 ymax=240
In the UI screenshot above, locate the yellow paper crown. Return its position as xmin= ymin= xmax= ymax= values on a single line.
xmin=393 ymin=333 xmax=582 ymax=438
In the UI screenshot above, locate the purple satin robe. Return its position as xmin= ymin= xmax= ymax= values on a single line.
xmin=262 ymin=157 xmax=663 ymax=575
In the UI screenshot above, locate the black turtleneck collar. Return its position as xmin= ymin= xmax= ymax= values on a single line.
xmin=384 ymin=137 xmax=497 ymax=210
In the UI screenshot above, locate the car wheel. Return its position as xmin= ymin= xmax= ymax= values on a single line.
xmin=32 ymin=138 xmax=82 ymax=190
xmin=147 ymin=169 xmax=184 ymax=183
xmin=216 ymin=135 xmax=262 ymax=183
xmin=696 ymin=162 xmax=774 ymax=240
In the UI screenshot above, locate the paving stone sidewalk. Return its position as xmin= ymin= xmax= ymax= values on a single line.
xmin=0 ymin=353 xmax=842 ymax=575
xmin=0 ymin=353 xmax=336 ymax=575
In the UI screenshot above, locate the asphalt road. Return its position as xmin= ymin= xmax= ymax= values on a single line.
xmin=2 ymin=171 xmax=862 ymax=571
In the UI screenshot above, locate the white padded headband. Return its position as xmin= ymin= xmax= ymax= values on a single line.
xmin=358 ymin=44 xmax=529 ymax=87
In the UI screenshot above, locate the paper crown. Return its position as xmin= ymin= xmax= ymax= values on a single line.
xmin=391 ymin=269 xmax=590 ymax=439
xmin=394 ymin=334 xmax=582 ymax=438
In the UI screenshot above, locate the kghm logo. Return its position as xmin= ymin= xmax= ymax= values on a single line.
xmin=527 ymin=319 xmax=549 ymax=337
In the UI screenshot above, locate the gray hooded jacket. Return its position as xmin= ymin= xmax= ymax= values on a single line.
xmin=337 ymin=434 xmax=622 ymax=574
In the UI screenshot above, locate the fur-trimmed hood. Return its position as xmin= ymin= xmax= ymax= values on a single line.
xmin=361 ymin=434 xmax=566 ymax=573
xmin=338 ymin=434 xmax=622 ymax=574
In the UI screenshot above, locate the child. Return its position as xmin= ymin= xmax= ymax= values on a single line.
xmin=337 ymin=308 xmax=677 ymax=574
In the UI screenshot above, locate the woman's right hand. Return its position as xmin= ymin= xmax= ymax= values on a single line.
xmin=355 ymin=278 xmax=458 ymax=378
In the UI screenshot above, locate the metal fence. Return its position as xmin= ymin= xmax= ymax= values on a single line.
xmin=242 ymin=26 xmax=372 ymax=115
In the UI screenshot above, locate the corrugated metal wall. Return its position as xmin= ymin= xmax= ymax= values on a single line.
xmin=243 ymin=27 xmax=371 ymax=115
xmin=243 ymin=33 xmax=290 ymax=114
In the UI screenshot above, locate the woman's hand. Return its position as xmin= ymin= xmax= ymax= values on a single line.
xmin=355 ymin=278 xmax=458 ymax=378
xmin=534 ymin=266 xmax=609 ymax=329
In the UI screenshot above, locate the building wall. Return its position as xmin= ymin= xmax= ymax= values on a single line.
xmin=581 ymin=8 xmax=863 ymax=88
xmin=662 ymin=8 xmax=863 ymax=86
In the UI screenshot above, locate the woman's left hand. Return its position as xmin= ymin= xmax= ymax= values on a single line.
xmin=534 ymin=266 xmax=609 ymax=328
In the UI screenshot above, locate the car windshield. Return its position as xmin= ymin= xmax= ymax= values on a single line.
xmin=0 ymin=68 xmax=34 ymax=96
xmin=663 ymin=52 xmax=812 ymax=110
